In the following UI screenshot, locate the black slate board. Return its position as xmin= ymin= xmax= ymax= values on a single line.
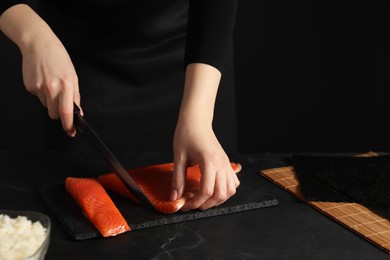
xmin=40 ymin=168 xmax=278 ymax=240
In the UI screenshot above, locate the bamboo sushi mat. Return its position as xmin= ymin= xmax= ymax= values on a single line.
xmin=259 ymin=152 xmax=390 ymax=254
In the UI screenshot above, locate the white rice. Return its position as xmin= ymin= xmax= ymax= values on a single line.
xmin=0 ymin=214 xmax=47 ymax=260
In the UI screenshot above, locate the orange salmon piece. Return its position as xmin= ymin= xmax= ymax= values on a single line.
xmin=97 ymin=162 xmax=242 ymax=214
xmin=65 ymin=177 xmax=131 ymax=237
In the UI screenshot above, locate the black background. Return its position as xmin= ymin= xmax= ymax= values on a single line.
xmin=1 ymin=0 xmax=390 ymax=153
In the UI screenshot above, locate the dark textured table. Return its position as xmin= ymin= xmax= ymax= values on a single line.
xmin=0 ymin=151 xmax=389 ymax=260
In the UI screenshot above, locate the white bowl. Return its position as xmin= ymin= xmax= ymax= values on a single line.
xmin=0 ymin=210 xmax=51 ymax=260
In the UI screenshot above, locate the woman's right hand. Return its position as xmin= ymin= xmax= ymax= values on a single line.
xmin=0 ymin=4 xmax=81 ymax=137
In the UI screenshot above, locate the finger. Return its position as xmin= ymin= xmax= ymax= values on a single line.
xmin=199 ymin=169 xmax=228 ymax=210
xmin=74 ymin=92 xmax=83 ymax=116
xmin=233 ymin=171 xmax=240 ymax=188
xmin=36 ymin=93 xmax=47 ymax=108
xmin=201 ymin=164 xmax=240 ymax=210
xmin=171 ymin=156 xmax=188 ymax=201
xmin=45 ymin=91 xmax=60 ymax=120
xmin=181 ymin=164 xmax=216 ymax=211
xmin=225 ymin=168 xmax=238 ymax=200
xmin=25 ymin=82 xmax=47 ymax=108
xmin=73 ymin=78 xmax=83 ymax=115
xmin=58 ymin=82 xmax=75 ymax=137
xmin=232 ymin=163 xmax=241 ymax=187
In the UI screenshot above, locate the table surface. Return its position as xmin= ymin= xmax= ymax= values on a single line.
xmin=0 ymin=150 xmax=389 ymax=260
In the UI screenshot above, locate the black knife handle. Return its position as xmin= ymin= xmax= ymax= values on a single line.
xmin=73 ymin=103 xmax=81 ymax=114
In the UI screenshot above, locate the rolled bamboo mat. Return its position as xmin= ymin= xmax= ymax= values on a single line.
xmin=259 ymin=152 xmax=390 ymax=254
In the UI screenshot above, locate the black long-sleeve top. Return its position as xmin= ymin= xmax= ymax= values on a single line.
xmin=0 ymin=0 xmax=237 ymax=73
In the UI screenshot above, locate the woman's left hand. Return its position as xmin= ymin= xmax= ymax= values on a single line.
xmin=170 ymin=63 xmax=239 ymax=211
xmin=171 ymin=115 xmax=240 ymax=211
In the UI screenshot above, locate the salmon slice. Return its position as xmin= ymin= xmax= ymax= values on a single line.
xmin=65 ymin=177 xmax=131 ymax=237
xmin=97 ymin=162 xmax=242 ymax=214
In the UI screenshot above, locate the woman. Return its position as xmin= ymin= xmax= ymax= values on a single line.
xmin=0 ymin=0 xmax=240 ymax=211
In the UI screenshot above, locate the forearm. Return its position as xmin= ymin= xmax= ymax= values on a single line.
xmin=0 ymin=4 xmax=54 ymax=53
xmin=1 ymin=4 xmax=80 ymax=136
xmin=173 ymin=63 xmax=238 ymax=211
xmin=178 ymin=63 xmax=221 ymax=127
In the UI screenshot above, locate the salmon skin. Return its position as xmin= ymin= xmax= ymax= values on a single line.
xmin=65 ymin=177 xmax=131 ymax=237
xmin=98 ymin=162 xmax=242 ymax=214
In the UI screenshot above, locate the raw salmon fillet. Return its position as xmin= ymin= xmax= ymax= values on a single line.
xmin=65 ymin=177 xmax=131 ymax=237
xmin=98 ymin=162 xmax=242 ymax=214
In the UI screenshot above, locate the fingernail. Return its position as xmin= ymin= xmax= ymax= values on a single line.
xmin=170 ymin=189 xmax=178 ymax=201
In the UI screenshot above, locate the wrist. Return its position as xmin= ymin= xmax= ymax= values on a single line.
xmin=177 ymin=109 xmax=213 ymax=129
xmin=18 ymin=27 xmax=58 ymax=56
xmin=0 ymin=4 xmax=55 ymax=54
xmin=178 ymin=63 xmax=221 ymax=127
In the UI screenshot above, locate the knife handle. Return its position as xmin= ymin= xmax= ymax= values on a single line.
xmin=73 ymin=103 xmax=81 ymax=114
xmin=73 ymin=103 xmax=84 ymax=135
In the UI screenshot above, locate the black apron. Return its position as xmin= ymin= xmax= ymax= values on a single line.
xmin=39 ymin=0 xmax=238 ymax=154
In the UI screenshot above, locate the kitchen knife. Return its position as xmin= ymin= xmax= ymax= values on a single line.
xmin=73 ymin=103 xmax=156 ymax=211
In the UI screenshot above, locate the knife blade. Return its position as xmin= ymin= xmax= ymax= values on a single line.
xmin=73 ymin=103 xmax=156 ymax=211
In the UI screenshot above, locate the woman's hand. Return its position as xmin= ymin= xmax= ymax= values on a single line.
xmin=172 ymin=119 xmax=240 ymax=211
xmin=171 ymin=63 xmax=240 ymax=211
xmin=21 ymin=32 xmax=80 ymax=137
xmin=0 ymin=4 xmax=81 ymax=137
